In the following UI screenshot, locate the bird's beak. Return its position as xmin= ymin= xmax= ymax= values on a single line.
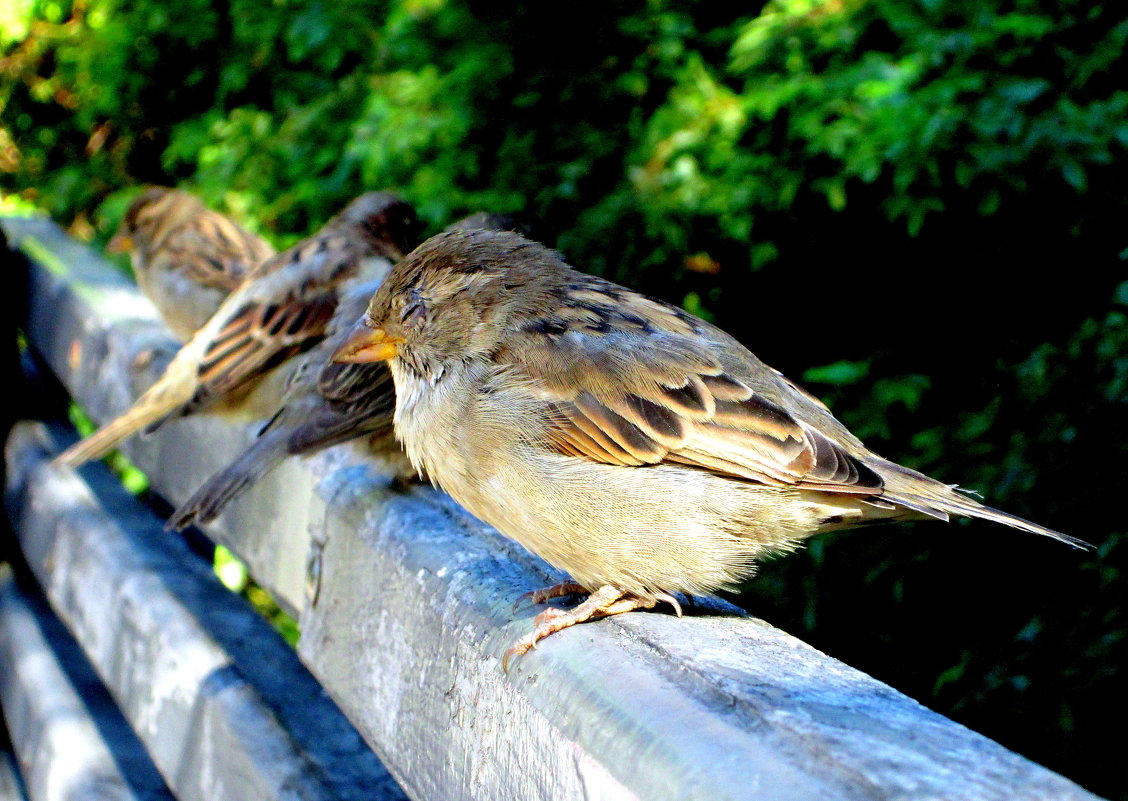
xmin=331 ymin=321 xmax=403 ymax=363
xmin=107 ymin=233 xmax=133 ymax=253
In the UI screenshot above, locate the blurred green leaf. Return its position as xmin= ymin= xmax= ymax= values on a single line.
xmin=803 ymin=359 xmax=870 ymax=386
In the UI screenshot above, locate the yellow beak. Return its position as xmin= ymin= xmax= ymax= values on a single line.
xmin=331 ymin=321 xmax=403 ymax=363
xmin=107 ymin=233 xmax=133 ymax=253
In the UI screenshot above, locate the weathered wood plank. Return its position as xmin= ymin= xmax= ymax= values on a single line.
xmin=4 ymin=216 xmax=320 ymax=616
xmin=3 ymin=216 xmax=1106 ymax=801
xmin=0 ymin=566 xmax=174 ymax=801
xmin=299 ymin=470 xmax=1107 ymax=801
xmin=3 ymin=422 xmax=407 ymax=801
xmin=0 ymin=749 xmax=25 ymax=801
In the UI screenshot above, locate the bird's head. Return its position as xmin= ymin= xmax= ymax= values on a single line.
xmin=331 ymin=229 xmax=563 ymax=380
xmin=332 ymin=191 xmax=422 ymax=262
xmin=109 ymin=187 xmax=197 ymax=256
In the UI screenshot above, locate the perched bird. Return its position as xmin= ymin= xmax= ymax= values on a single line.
xmin=167 ymin=212 xmax=541 ymax=530
xmin=57 ymin=191 xmax=420 ymax=468
xmin=109 ymin=187 xmax=275 ymax=341
xmin=332 ymin=229 xmax=1089 ymax=665
xmin=165 ymin=279 xmax=399 ymax=529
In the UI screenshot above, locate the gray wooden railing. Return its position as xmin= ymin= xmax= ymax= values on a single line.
xmin=0 ymin=215 xmax=1105 ymax=801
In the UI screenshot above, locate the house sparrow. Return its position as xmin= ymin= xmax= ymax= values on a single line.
xmin=57 ymin=192 xmax=420 ymax=468
xmin=166 ymin=212 xmax=539 ymax=530
xmin=164 ymin=279 xmax=400 ymax=529
xmin=109 ymin=187 xmax=275 ymax=341
xmin=332 ymin=229 xmax=1089 ymax=666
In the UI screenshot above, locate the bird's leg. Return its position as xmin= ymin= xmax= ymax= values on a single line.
xmin=503 ymin=585 xmax=663 ymax=672
xmin=511 ymin=580 xmax=588 ymax=613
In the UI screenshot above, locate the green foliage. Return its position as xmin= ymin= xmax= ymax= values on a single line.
xmin=213 ymin=544 xmax=249 ymax=593
xmin=720 ymin=0 xmax=1128 ymax=232
xmin=214 ymin=545 xmax=299 ymax=645
xmin=3 ymin=1 xmax=1126 ymax=796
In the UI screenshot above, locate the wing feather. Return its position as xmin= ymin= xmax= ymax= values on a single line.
xmin=189 ymin=232 xmax=366 ymax=404
xmin=506 ymin=276 xmax=884 ymax=495
xmin=159 ymin=214 xmax=272 ymax=291
xmin=196 ymin=294 xmax=337 ymax=395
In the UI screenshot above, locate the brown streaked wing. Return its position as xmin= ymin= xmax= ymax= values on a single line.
xmin=196 ymin=293 xmax=338 ymax=396
xmin=194 ymin=230 xmax=366 ymax=399
xmin=283 ymin=361 xmax=397 ymax=453
xmin=316 ymin=360 xmax=392 ymax=408
xmin=160 ymin=214 xmax=273 ymax=291
xmin=510 ymin=278 xmax=884 ymax=494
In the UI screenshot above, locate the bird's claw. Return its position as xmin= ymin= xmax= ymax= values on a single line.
xmin=502 ymin=585 xmax=664 ymax=674
xmin=501 ymin=638 xmax=534 ymax=675
xmin=511 ymin=581 xmax=587 ymax=614
xmin=502 ymin=607 xmax=570 ymax=674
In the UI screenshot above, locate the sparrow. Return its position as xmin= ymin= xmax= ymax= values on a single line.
xmin=331 ymin=229 xmax=1090 ymax=667
xmin=109 ymin=187 xmax=275 ymax=341
xmin=57 ymin=191 xmax=420 ymax=467
xmin=167 ymin=212 xmax=539 ymax=530
xmin=164 ymin=278 xmax=400 ymax=529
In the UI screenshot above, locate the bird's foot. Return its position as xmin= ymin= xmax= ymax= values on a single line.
xmin=511 ymin=580 xmax=588 ymax=613
xmin=503 ymin=585 xmax=671 ymax=673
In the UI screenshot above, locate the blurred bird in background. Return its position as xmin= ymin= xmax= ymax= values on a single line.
xmin=108 ymin=187 xmax=275 ymax=341
xmin=167 ymin=210 xmax=542 ymax=529
xmin=57 ymin=191 xmax=420 ymax=467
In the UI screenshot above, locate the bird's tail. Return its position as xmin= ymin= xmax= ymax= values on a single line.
xmin=873 ymin=457 xmax=1092 ymax=550
xmin=165 ymin=426 xmax=290 ymax=530
xmin=285 ymin=401 xmax=394 ymax=455
xmin=55 ymin=371 xmax=197 ymax=467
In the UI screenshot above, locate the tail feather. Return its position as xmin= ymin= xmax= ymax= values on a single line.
xmin=881 ymin=494 xmax=950 ymax=523
xmin=55 ymin=378 xmax=194 ymax=467
xmin=165 ymin=428 xmax=290 ymax=530
xmin=924 ymin=494 xmax=1090 ymax=550
xmin=57 ymin=327 xmax=214 ymax=467
xmin=873 ymin=457 xmax=1091 ymax=550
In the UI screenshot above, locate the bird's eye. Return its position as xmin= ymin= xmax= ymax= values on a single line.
xmin=401 ymin=290 xmax=427 ymax=325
